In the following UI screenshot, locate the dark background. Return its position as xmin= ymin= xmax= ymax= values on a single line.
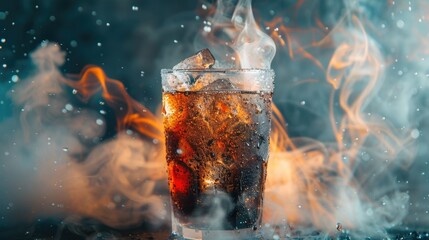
xmin=1 ymin=0 xmax=428 ymax=239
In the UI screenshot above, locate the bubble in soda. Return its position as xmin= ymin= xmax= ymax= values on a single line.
xmin=163 ymin=89 xmax=272 ymax=230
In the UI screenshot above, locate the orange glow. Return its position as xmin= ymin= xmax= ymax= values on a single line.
xmin=59 ymin=11 xmax=414 ymax=232
xmin=265 ymin=17 xmax=325 ymax=71
xmin=62 ymin=65 xmax=164 ymax=142
xmin=263 ymin=13 xmax=413 ymax=231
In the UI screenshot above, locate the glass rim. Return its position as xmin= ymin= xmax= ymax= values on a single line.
xmin=161 ymin=68 xmax=274 ymax=74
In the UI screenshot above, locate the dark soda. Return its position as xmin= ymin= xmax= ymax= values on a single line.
xmin=162 ymin=90 xmax=272 ymax=230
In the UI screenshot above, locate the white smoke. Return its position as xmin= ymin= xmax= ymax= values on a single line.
xmin=196 ymin=0 xmax=276 ymax=69
xmin=231 ymin=0 xmax=276 ymax=69
xmin=0 ymin=42 xmax=167 ymax=232
xmin=1 ymin=0 xmax=428 ymax=238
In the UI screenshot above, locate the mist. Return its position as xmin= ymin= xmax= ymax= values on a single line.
xmin=0 ymin=0 xmax=428 ymax=238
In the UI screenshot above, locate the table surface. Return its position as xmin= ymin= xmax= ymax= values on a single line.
xmin=1 ymin=220 xmax=428 ymax=240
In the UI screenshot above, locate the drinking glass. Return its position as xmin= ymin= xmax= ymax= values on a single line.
xmin=161 ymin=69 xmax=274 ymax=239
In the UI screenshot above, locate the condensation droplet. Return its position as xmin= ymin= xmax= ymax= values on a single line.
xmin=96 ymin=119 xmax=104 ymax=125
xmin=65 ymin=104 xmax=73 ymax=111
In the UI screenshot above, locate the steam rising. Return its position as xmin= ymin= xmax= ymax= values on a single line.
xmin=197 ymin=0 xmax=276 ymax=69
xmin=231 ymin=0 xmax=276 ymax=69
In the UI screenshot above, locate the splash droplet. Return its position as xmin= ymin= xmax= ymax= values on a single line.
xmin=11 ymin=75 xmax=19 ymax=82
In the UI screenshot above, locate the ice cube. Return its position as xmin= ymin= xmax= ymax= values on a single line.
xmin=173 ymin=48 xmax=215 ymax=69
xmin=165 ymin=71 xmax=190 ymax=91
xmin=201 ymin=78 xmax=238 ymax=91
xmin=190 ymin=74 xmax=215 ymax=91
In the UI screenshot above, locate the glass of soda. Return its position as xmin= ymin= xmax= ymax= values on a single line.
xmin=161 ymin=68 xmax=274 ymax=239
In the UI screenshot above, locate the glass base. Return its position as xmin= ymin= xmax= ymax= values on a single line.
xmin=170 ymin=217 xmax=262 ymax=240
xmin=170 ymin=226 xmax=261 ymax=240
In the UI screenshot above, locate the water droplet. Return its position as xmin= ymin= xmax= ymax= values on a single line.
xmin=411 ymin=129 xmax=420 ymax=139
xmin=70 ymin=40 xmax=78 ymax=47
xmin=65 ymin=103 xmax=73 ymax=111
xmin=62 ymin=147 xmax=68 ymax=152
xmin=96 ymin=119 xmax=104 ymax=125
xmin=176 ymin=149 xmax=183 ymax=154
xmin=72 ymin=89 xmax=77 ymax=94
xmin=132 ymin=6 xmax=139 ymax=11
xmin=11 ymin=75 xmax=19 ymax=82
xmin=396 ymin=19 xmax=405 ymax=28
xmin=203 ymin=26 xmax=212 ymax=32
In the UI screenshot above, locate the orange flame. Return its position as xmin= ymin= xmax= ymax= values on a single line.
xmin=264 ymin=11 xmax=413 ymax=232
xmin=58 ymin=10 xmax=414 ymax=233
xmin=265 ymin=16 xmax=326 ymax=71
xmin=62 ymin=65 xmax=164 ymax=142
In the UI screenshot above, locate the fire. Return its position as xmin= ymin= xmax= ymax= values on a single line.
xmin=58 ymin=13 xmax=412 ymax=233
xmin=17 ymin=1 xmax=415 ymax=235
xmin=3 ymin=0 xmax=427 ymax=237
xmin=62 ymin=65 xmax=164 ymax=142
xmin=265 ymin=16 xmax=326 ymax=71
xmin=263 ymin=7 xmax=414 ymax=234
